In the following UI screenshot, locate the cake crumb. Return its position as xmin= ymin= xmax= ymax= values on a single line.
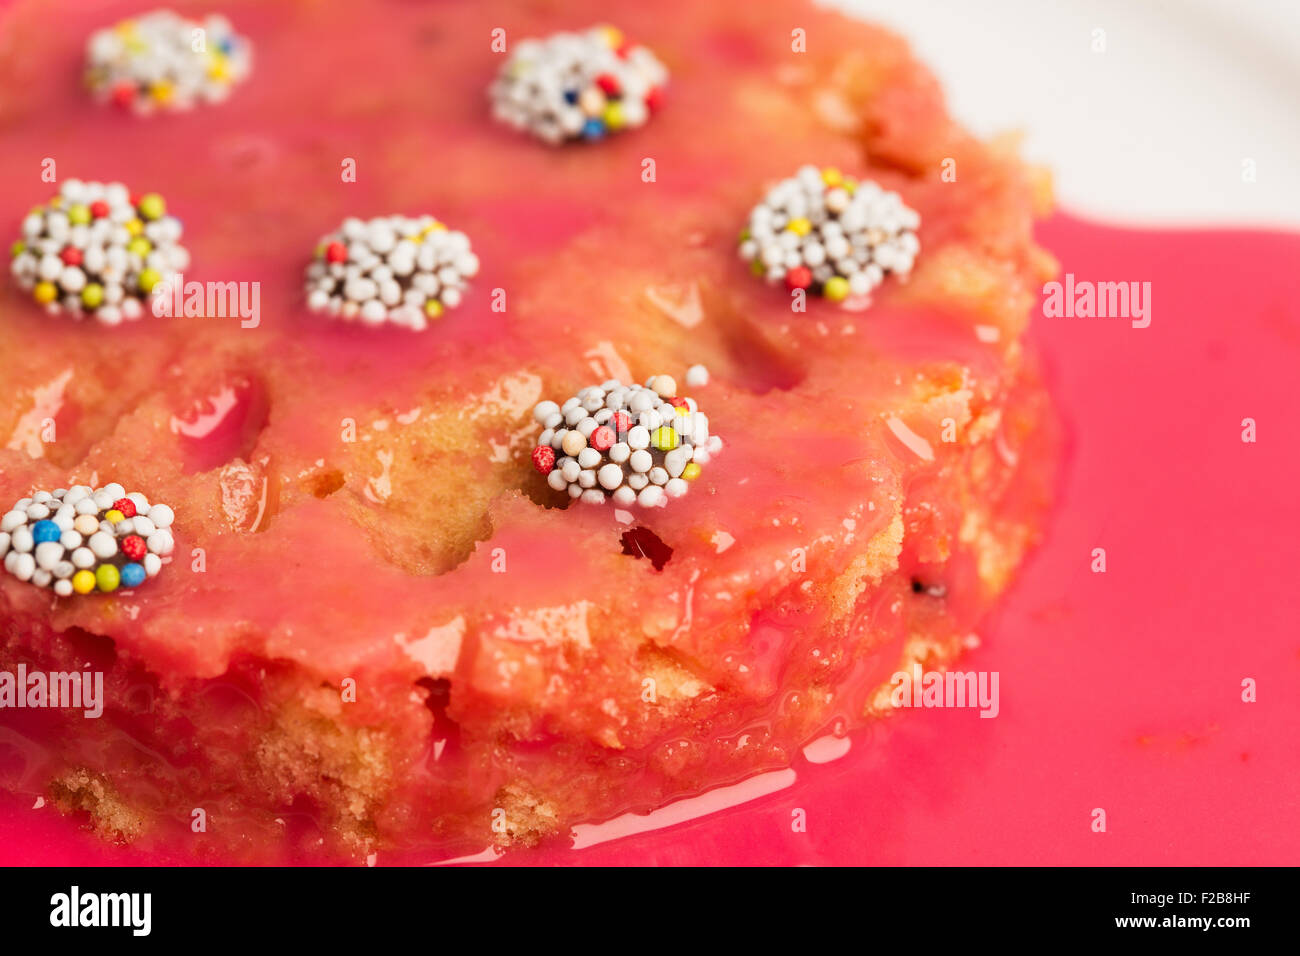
xmin=49 ymin=768 xmax=144 ymax=843
xmin=493 ymin=784 xmax=560 ymax=848
xmin=825 ymin=512 xmax=905 ymax=622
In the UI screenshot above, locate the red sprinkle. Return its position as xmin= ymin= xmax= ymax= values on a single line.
xmin=111 ymin=82 xmax=136 ymax=109
xmin=59 ymin=246 xmax=83 ymax=266
xmin=668 ymin=397 xmax=689 ymax=409
xmin=610 ymin=411 xmax=633 ymax=435
xmin=325 ymin=241 xmax=348 ymax=264
xmin=595 ymin=73 xmax=621 ymax=97
xmin=121 ymin=534 xmax=147 ymax=562
xmin=785 ymin=265 xmax=813 ymax=291
xmin=112 ymin=497 xmax=137 ymax=518
xmin=532 ymin=445 xmax=556 ymax=475
xmin=590 ymin=425 xmax=616 ymax=451
xmin=89 ymin=201 xmax=110 ymax=219
xmin=615 ymin=39 xmax=635 ymax=59
xmin=645 ymin=86 xmax=664 ymax=112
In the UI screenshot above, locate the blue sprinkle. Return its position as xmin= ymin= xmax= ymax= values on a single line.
xmin=120 ymin=563 xmax=146 ymax=588
xmin=31 ymin=520 xmax=61 ymax=544
xmin=219 ymin=38 xmax=235 ymax=54
xmin=582 ymin=118 xmax=606 ymax=140
xmin=563 ymin=89 xmax=579 ymax=105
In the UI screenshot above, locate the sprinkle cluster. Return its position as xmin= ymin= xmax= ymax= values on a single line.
xmin=9 ymin=180 xmax=188 ymax=325
xmin=85 ymin=10 xmax=252 ymax=114
xmin=738 ymin=166 xmax=921 ymax=302
xmin=1 ymin=485 xmax=176 ymax=596
xmin=490 ymin=25 xmax=667 ymax=144
xmin=531 ymin=375 xmax=720 ymax=508
xmin=305 ymin=215 xmax=480 ymax=331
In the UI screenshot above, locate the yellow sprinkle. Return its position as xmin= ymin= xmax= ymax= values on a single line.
xmin=138 ymin=193 xmax=165 ymax=220
xmin=125 ymin=218 xmax=143 ymax=236
xmin=49 ymin=196 xmax=63 ymax=208
xmin=33 ymin=281 xmax=57 ymax=305
xmin=651 ymin=426 xmax=680 ymax=451
xmin=424 ymin=300 xmax=444 ymax=318
xmin=821 ymin=167 xmax=843 ymax=187
xmin=150 ymin=81 xmax=173 ymax=103
xmin=95 ymin=564 xmax=120 ymax=592
xmin=786 ymin=217 xmax=812 ymax=237
xmin=137 ymin=268 xmax=162 ymax=294
xmin=127 ymin=236 xmax=152 ymax=257
xmin=598 ymin=25 xmax=624 ymax=49
xmin=105 ymin=509 xmax=125 ymax=524
xmin=72 ymin=570 xmax=96 ymax=595
xmin=824 ymin=276 xmax=850 ymax=302
xmin=682 ymin=463 xmax=702 ymax=481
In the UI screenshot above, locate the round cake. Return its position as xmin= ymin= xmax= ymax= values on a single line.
xmin=0 ymin=0 xmax=1057 ymax=861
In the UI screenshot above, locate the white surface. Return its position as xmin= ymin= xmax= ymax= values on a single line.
xmin=827 ymin=0 xmax=1300 ymax=227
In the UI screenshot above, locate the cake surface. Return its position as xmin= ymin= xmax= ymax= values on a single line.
xmin=0 ymin=0 xmax=1056 ymax=861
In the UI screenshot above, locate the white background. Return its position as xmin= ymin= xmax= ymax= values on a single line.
xmin=828 ymin=0 xmax=1300 ymax=227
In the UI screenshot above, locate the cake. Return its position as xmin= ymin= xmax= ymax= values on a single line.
xmin=0 ymin=0 xmax=1057 ymax=862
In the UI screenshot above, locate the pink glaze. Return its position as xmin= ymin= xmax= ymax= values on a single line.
xmin=2 ymin=214 xmax=1296 ymax=864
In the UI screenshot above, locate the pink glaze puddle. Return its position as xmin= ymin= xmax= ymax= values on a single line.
xmin=2 ymin=213 xmax=1297 ymax=864
xmin=169 ymin=378 xmax=270 ymax=474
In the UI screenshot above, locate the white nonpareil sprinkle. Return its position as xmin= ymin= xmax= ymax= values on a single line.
xmin=739 ymin=165 xmax=921 ymax=303
xmin=85 ymin=10 xmax=252 ymax=115
xmin=685 ymin=364 xmax=709 ymax=388
xmin=304 ymin=215 xmax=480 ymax=331
xmin=490 ymin=25 xmax=667 ymax=145
xmin=0 ymin=485 xmax=175 ymax=594
xmin=9 ymin=180 xmax=188 ymax=325
xmin=530 ymin=374 xmax=720 ymax=508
